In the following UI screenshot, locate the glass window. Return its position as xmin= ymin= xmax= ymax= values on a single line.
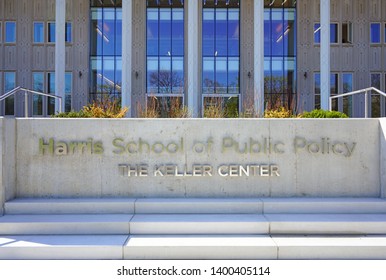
xmin=115 ymin=9 xmax=122 ymax=55
xmin=265 ymin=4 xmax=296 ymax=109
xmin=330 ymin=73 xmax=338 ymax=96
xmin=264 ymin=0 xmax=297 ymax=8
xmin=343 ymin=73 xmax=353 ymax=93
xmin=65 ymin=72 xmax=72 ymax=112
xmin=330 ymin=23 xmax=338 ymax=43
xmin=330 ymin=73 xmax=338 ymax=111
xmin=314 ymin=73 xmax=339 ymax=110
xmin=314 ymin=73 xmax=321 ymax=109
xmin=342 ymin=73 xmax=353 ymax=117
xmin=48 ymin=22 xmax=55 ymax=42
xmin=264 ymin=10 xmax=271 ymax=56
xmin=4 ymin=72 xmax=16 ymax=115
xmin=202 ymin=1 xmax=239 ymax=95
xmin=34 ymin=22 xmax=44 ymax=43
xmin=371 ymin=73 xmax=381 ymax=117
xmin=32 ymin=72 xmax=44 ymax=115
xmin=47 ymin=72 xmax=55 ymax=115
xmin=66 ymin=22 xmax=72 ymax=43
xmin=146 ymin=96 xmax=185 ymax=118
xmin=0 ymin=22 xmax=2 ymax=42
xmin=102 ymin=9 xmax=116 ymax=55
xmin=314 ymin=23 xmax=321 ymax=43
xmin=5 ymin=22 xmax=16 ymax=43
xmin=47 ymin=22 xmax=72 ymax=43
xmin=91 ymin=8 xmax=103 ymax=56
xmin=147 ymin=3 xmax=184 ymax=95
xmin=271 ymin=10 xmax=283 ymax=56
xmin=371 ymin=23 xmax=381 ymax=44
xmin=314 ymin=23 xmax=338 ymax=44
xmin=203 ymin=96 xmax=239 ymax=118
xmin=90 ymin=1 xmax=122 ymax=101
xmin=385 ymin=23 xmax=386 ymax=43
xmin=342 ymin=22 xmax=352 ymax=44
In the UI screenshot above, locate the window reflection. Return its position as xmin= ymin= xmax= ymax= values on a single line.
xmin=371 ymin=23 xmax=381 ymax=44
xmin=32 ymin=73 xmax=44 ymax=115
xmin=4 ymin=72 xmax=16 ymax=115
xmin=202 ymin=1 xmax=240 ymax=96
xmin=34 ymin=23 xmax=44 ymax=43
xmin=371 ymin=73 xmax=381 ymax=117
xmin=342 ymin=73 xmax=353 ymax=117
xmin=65 ymin=72 xmax=72 ymax=112
xmin=314 ymin=23 xmax=338 ymax=44
xmin=146 ymin=3 xmax=184 ymax=95
xmin=47 ymin=72 xmax=55 ymax=115
xmin=264 ymin=4 xmax=296 ymax=108
xmin=203 ymin=96 xmax=239 ymax=118
xmin=5 ymin=22 xmax=16 ymax=43
xmin=313 ymin=73 xmax=338 ymax=111
xmin=90 ymin=1 xmax=122 ymax=101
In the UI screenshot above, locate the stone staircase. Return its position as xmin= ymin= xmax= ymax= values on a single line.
xmin=1 ymin=198 xmax=386 ymax=259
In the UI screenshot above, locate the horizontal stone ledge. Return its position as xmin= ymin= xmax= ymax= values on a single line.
xmin=5 ymin=197 xmax=386 ymax=215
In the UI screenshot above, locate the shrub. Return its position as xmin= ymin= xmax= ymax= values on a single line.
xmin=264 ymin=107 xmax=293 ymax=118
xmin=203 ymin=97 xmax=225 ymax=118
xmin=53 ymin=98 xmax=128 ymax=118
xmin=137 ymin=96 xmax=191 ymax=118
xmin=52 ymin=110 xmax=93 ymax=118
xmin=300 ymin=109 xmax=348 ymax=118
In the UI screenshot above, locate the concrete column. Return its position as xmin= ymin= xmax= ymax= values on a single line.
xmin=320 ymin=0 xmax=330 ymax=110
xmin=0 ymin=118 xmax=3 ymax=215
xmin=122 ymin=0 xmax=132 ymax=117
xmin=55 ymin=0 xmax=66 ymax=113
xmin=381 ymin=119 xmax=386 ymax=198
xmin=187 ymin=0 xmax=199 ymax=117
xmin=254 ymin=0 xmax=264 ymax=117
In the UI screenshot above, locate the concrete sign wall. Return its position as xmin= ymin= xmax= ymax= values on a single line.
xmin=0 ymin=118 xmax=378 ymax=199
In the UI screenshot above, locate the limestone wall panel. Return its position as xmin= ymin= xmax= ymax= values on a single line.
xmin=3 ymin=46 xmax=17 ymax=70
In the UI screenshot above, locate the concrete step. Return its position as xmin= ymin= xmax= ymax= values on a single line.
xmin=0 ymin=235 xmax=129 ymax=260
xmin=4 ymin=198 xmax=136 ymax=214
xmin=134 ymin=198 xmax=263 ymax=214
xmin=124 ymin=235 xmax=277 ymax=259
xmin=267 ymin=214 xmax=386 ymax=235
xmin=262 ymin=198 xmax=386 ymax=214
xmin=125 ymin=235 xmax=386 ymax=260
xmin=130 ymin=214 xmax=268 ymax=234
xmin=272 ymin=235 xmax=386 ymax=260
xmin=0 ymin=214 xmax=132 ymax=235
xmin=3 ymin=234 xmax=385 ymax=260
xmin=2 ymin=213 xmax=386 ymax=235
xmin=5 ymin=198 xmax=386 ymax=215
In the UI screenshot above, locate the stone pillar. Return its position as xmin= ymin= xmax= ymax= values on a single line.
xmin=320 ymin=0 xmax=330 ymax=110
xmin=55 ymin=0 xmax=66 ymax=113
xmin=254 ymin=0 xmax=264 ymax=117
xmin=381 ymin=119 xmax=386 ymax=198
xmin=0 ymin=118 xmax=3 ymax=215
xmin=122 ymin=0 xmax=133 ymax=117
xmin=187 ymin=0 xmax=199 ymax=117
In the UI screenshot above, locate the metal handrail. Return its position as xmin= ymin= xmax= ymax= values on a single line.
xmin=329 ymin=87 xmax=386 ymax=118
xmin=0 ymin=87 xmax=62 ymax=117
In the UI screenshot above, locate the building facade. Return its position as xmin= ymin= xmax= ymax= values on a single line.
xmin=0 ymin=0 xmax=386 ymax=117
